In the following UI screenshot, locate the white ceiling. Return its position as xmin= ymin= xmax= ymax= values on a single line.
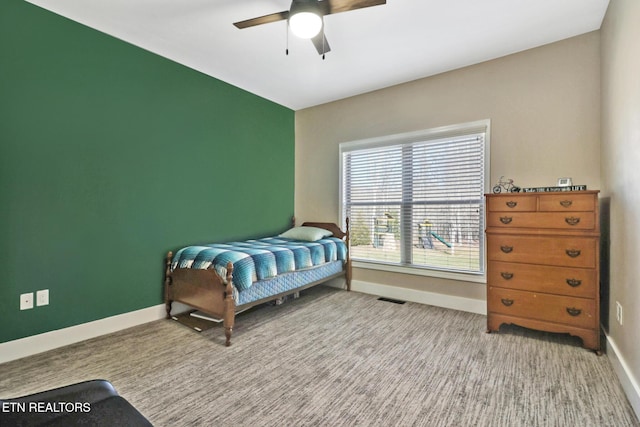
xmin=26 ymin=0 xmax=609 ymax=110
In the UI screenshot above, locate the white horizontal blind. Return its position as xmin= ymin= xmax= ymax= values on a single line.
xmin=341 ymin=123 xmax=486 ymax=276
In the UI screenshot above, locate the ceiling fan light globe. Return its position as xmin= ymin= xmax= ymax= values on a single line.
xmin=289 ymin=12 xmax=322 ymax=39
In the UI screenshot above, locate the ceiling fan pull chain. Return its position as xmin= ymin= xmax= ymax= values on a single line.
xmin=322 ymin=26 xmax=326 ymax=60
xmin=286 ymin=22 xmax=289 ymax=56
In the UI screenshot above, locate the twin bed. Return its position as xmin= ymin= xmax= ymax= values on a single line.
xmin=164 ymin=220 xmax=351 ymax=346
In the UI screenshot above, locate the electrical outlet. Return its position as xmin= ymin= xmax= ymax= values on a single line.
xmin=20 ymin=293 xmax=34 ymax=310
xmin=36 ymin=289 xmax=49 ymax=306
xmin=616 ymin=301 xmax=623 ymax=325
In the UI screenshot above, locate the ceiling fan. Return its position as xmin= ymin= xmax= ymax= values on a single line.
xmin=233 ymin=0 xmax=386 ymax=58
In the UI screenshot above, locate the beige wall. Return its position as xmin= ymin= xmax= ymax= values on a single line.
xmin=601 ymin=0 xmax=640 ymax=408
xmin=295 ymin=32 xmax=601 ymax=300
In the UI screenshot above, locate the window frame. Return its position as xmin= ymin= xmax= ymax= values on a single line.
xmin=339 ymin=120 xmax=491 ymax=284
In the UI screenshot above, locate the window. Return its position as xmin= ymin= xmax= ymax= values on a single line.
xmin=339 ymin=120 xmax=489 ymax=282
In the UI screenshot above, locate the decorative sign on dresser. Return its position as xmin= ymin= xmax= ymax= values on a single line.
xmin=484 ymin=191 xmax=601 ymax=354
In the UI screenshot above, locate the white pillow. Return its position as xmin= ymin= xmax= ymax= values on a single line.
xmin=279 ymin=226 xmax=333 ymax=241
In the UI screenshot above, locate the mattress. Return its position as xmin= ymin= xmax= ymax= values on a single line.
xmin=171 ymin=236 xmax=347 ymax=292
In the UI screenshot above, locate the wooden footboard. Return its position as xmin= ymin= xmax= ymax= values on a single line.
xmin=164 ymin=219 xmax=350 ymax=346
xmin=165 ymin=255 xmax=235 ymax=346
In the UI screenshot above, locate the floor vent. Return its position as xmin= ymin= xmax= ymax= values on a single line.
xmin=377 ymin=297 xmax=406 ymax=304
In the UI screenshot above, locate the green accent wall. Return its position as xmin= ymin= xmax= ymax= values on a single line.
xmin=0 ymin=1 xmax=294 ymax=343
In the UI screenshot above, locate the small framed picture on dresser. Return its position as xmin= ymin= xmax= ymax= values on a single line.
xmin=557 ymin=177 xmax=573 ymax=187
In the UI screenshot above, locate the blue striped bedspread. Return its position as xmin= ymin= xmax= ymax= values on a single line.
xmin=171 ymin=237 xmax=347 ymax=292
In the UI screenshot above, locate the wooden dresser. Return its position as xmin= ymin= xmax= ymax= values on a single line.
xmin=485 ymin=191 xmax=600 ymax=353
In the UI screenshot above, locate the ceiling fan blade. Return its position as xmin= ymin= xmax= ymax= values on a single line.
xmin=311 ymin=31 xmax=331 ymax=55
xmin=233 ymin=11 xmax=289 ymax=29
xmin=324 ymin=0 xmax=386 ymax=15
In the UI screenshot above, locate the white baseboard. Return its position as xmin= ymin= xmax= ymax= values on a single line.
xmin=349 ymin=279 xmax=486 ymax=315
xmin=0 ymin=304 xmax=166 ymax=365
xmin=605 ymin=332 xmax=640 ymax=421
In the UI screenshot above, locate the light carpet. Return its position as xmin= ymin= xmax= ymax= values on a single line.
xmin=0 ymin=286 xmax=638 ymax=426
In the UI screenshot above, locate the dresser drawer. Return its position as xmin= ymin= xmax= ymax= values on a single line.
xmin=487 ymin=195 xmax=536 ymax=212
xmin=487 ymin=212 xmax=596 ymax=230
xmin=538 ymin=193 xmax=595 ymax=212
xmin=487 ymin=235 xmax=597 ymax=268
xmin=487 ymin=261 xmax=597 ymax=298
xmin=488 ymin=287 xmax=597 ymax=329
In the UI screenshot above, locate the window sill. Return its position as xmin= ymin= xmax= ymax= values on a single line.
xmin=352 ymin=260 xmax=486 ymax=284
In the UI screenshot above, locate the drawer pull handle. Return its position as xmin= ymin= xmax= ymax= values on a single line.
xmin=566 ymin=307 xmax=582 ymax=317
xmin=506 ymin=201 xmax=517 ymax=208
xmin=500 ymin=216 xmax=513 ymax=224
xmin=565 ymin=216 xmax=580 ymax=226
xmin=566 ymin=278 xmax=582 ymax=287
xmin=500 ymin=245 xmax=513 ymax=254
xmin=501 ymin=298 xmax=514 ymax=307
xmin=500 ymin=272 xmax=514 ymax=280
xmin=566 ymin=249 xmax=581 ymax=258
xmin=560 ymin=200 xmax=573 ymax=208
